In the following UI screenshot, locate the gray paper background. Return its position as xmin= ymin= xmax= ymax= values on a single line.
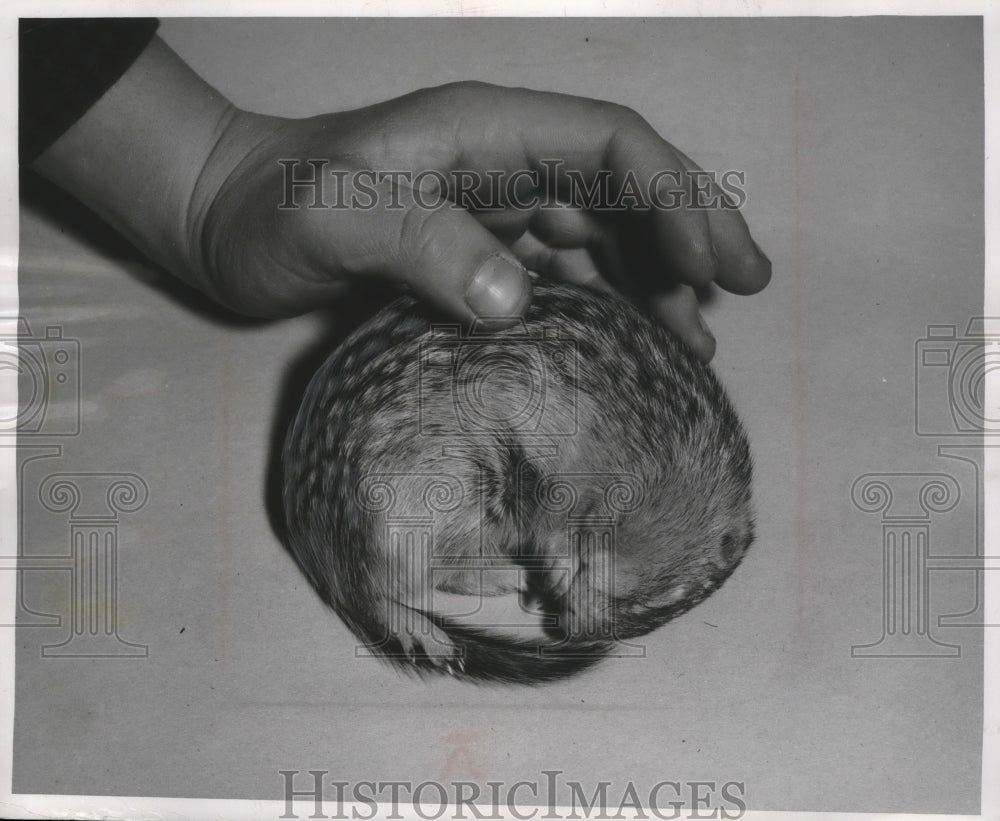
xmin=14 ymin=17 xmax=985 ymax=814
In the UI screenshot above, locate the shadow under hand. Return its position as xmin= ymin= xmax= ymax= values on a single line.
xmin=20 ymin=169 xmax=271 ymax=329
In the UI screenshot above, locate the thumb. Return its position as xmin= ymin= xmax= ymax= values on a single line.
xmin=386 ymin=198 xmax=532 ymax=327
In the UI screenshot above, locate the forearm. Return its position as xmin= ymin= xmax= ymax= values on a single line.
xmin=31 ymin=36 xmax=242 ymax=290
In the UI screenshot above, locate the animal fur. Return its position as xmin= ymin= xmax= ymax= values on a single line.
xmin=282 ymin=281 xmax=754 ymax=683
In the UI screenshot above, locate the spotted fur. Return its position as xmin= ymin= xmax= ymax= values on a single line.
xmin=282 ymin=281 xmax=754 ymax=683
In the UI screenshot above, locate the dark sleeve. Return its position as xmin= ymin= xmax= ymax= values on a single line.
xmin=19 ymin=18 xmax=160 ymax=165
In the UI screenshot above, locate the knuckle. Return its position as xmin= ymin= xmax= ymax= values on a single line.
xmin=602 ymin=101 xmax=649 ymax=132
xmin=430 ymin=80 xmax=500 ymax=105
xmin=399 ymin=204 xmax=463 ymax=273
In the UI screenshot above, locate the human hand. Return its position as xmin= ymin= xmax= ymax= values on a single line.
xmin=34 ymin=35 xmax=768 ymax=360
xmin=187 ymin=82 xmax=769 ymax=358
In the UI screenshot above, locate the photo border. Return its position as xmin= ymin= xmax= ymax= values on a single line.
xmin=1 ymin=2 xmax=995 ymax=820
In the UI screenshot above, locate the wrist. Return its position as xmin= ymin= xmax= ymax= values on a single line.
xmin=182 ymin=107 xmax=289 ymax=302
xmin=32 ymin=36 xmax=247 ymax=292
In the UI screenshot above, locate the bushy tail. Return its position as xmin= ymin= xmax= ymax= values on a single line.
xmin=368 ymin=610 xmax=615 ymax=685
xmin=440 ymin=623 xmax=614 ymax=684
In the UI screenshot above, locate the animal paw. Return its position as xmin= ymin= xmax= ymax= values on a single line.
xmin=381 ymin=607 xmax=462 ymax=673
